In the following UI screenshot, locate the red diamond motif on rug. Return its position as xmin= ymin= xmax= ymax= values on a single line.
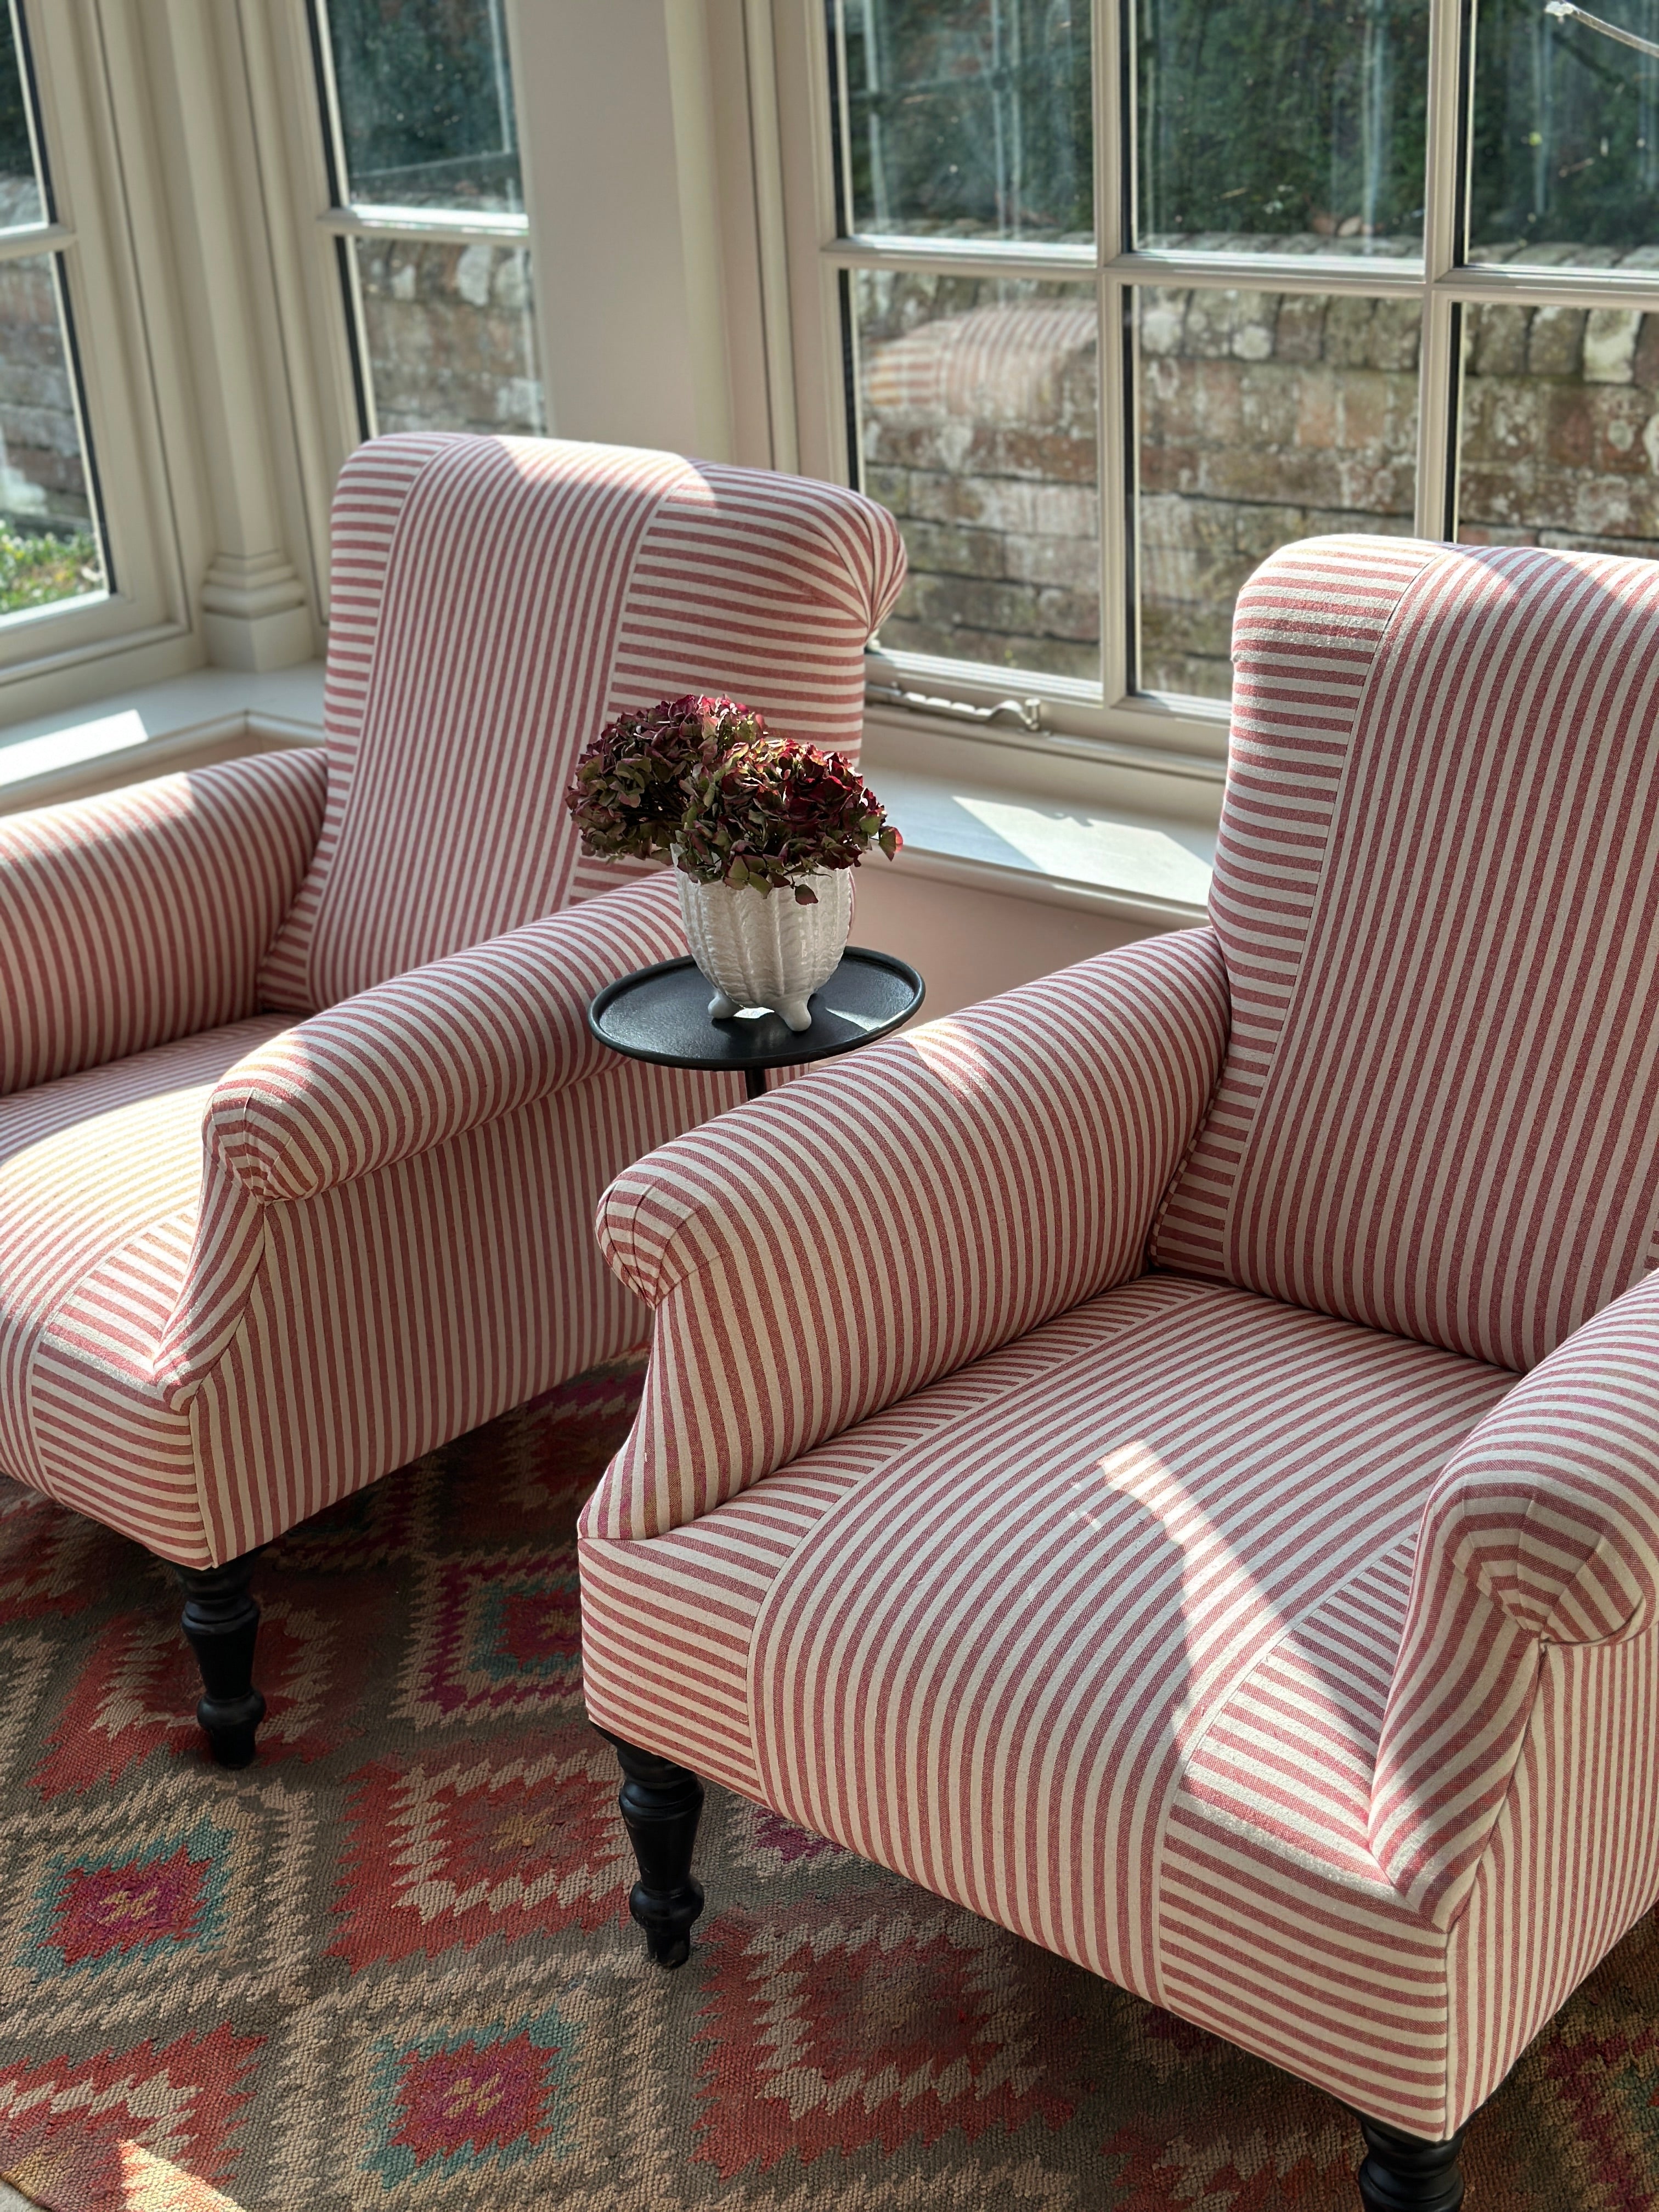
xmin=426 ymin=1369 xmax=636 ymax=1550
xmin=330 ymin=1729 xmax=629 ymax=1968
xmin=1100 ymin=2109 xmax=1359 ymax=2208
xmin=31 ymin=1577 xmax=393 ymax=1796
xmin=0 ymin=1487 xmax=121 ymax=1629
xmin=7 ymin=1363 xmax=1659 ymax=2208
xmin=693 ymin=1901 xmax=1088 ymax=2175
xmin=388 ymin=2033 xmax=554 ymax=2162
xmin=50 ymin=1846 xmax=209 ymax=1968
xmin=0 ymin=2024 xmax=259 ymax=2212
xmin=399 ymin=1555 xmax=583 ymax=1724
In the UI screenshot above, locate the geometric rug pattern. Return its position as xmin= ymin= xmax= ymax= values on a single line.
xmin=3 ymin=1359 xmax=1659 ymax=2208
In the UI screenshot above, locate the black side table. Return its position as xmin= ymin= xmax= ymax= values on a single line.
xmin=589 ymin=947 xmax=925 ymax=1101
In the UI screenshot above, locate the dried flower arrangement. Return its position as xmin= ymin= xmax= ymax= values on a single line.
xmin=565 ymin=693 xmax=899 ymax=905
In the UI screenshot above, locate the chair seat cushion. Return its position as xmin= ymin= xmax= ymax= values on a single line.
xmin=0 ymin=1017 xmax=289 ymax=1555
xmin=581 ymin=1272 xmax=1528 ymax=2135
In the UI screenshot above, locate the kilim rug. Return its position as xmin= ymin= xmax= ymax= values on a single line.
xmin=3 ymin=1359 xmax=1659 ymax=2210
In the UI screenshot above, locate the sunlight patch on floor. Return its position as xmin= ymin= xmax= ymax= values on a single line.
xmin=120 ymin=2145 xmax=246 ymax=2212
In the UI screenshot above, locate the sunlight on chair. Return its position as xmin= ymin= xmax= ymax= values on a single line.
xmin=905 ymin=1020 xmax=990 ymax=1093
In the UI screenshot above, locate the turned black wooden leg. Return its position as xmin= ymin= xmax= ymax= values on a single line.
xmin=173 ymin=1551 xmax=266 ymax=1768
xmin=599 ymin=1730 xmax=705 ymax=1968
xmin=1356 ymin=2115 xmax=1466 ymax=2210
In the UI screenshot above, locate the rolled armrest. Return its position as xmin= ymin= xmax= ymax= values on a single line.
xmin=204 ymin=872 xmax=687 ymax=1201
xmin=585 ymin=925 xmax=1230 ymax=1542
xmin=1372 ymin=1266 xmax=1659 ymax=1925
xmin=0 ymin=748 xmax=325 ymax=1096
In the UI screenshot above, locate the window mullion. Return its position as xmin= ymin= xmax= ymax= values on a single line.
xmin=1101 ymin=270 xmax=1131 ymax=705
xmin=1098 ymin=0 xmax=1128 ymax=705
xmin=1418 ymin=0 xmax=1469 ymax=539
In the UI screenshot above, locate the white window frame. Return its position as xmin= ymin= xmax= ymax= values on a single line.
xmin=0 ymin=3 xmax=201 ymax=714
xmin=771 ymin=0 xmax=1659 ymax=770
xmin=306 ymin=0 xmax=537 ymax=445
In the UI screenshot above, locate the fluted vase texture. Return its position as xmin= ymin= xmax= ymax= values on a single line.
xmin=677 ymin=867 xmax=853 ymax=1032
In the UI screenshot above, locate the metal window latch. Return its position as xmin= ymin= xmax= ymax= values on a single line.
xmin=1544 ymin=2 xmax=1659 ymax=63
xmin=865 ymin=683 xmax=1047 ymax=734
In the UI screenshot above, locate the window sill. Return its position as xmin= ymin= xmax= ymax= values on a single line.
xmin=871 ymin=766 xmax=1212 ymax=927
xmin=0 ymin=667 xmax=1218 ymax=931
xmin=860 ymin=708 xmax=1216 ymax=929
xmin=0 ymin=661 xmax=325 ymax=814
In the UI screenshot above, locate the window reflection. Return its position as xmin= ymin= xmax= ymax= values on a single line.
xmin=326 ymin=0 xmax=523 ymax=214
xmin=1136 ymin=0 xmax=1430 ymax=255
xmin=1470 ymin=0 xmax=1659 ymax=266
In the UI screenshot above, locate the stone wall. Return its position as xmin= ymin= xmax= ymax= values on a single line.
xmin=1459 ymin=301 xmax=1659 ymax=556
xmin=354 ymin=238 xmax=544 ymax=438
xmin=0 ymin=178 xmax=92 ymax=536
xmin=857 ymin=264 xmax=1659 ymax=701
xmin=1138 ymin=286 xmax=1421 ymax=695
xmin=0 ymin=223 xmax=545 ymax=548
xmin=858 ymin=274 xmax=1101 ymax=682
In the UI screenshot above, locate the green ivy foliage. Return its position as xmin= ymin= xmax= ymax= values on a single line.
xmin=838 ymin=0 xmax=1659 ymax=255
xmin=1136 ymin=0 xmax=1430 ymax=241
xmin=325 ymin=0 xmax=520 ymax=207
xmin=0 ymin=524 xmax=100 ymax=614
xmin=0 ymin=9 xmax=36 ymax=198
xmin=838 ymin=0 xmax=1093 ymax=239
xmin=1469 ymin=0 xmax=1659 ymax=250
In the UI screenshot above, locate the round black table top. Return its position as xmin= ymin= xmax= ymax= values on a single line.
xmin=588 ymin=946 xmax=925 ymax=1081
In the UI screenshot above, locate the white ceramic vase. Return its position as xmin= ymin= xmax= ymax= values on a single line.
xmin=676 ymin=867 xmax=853 ymax=1032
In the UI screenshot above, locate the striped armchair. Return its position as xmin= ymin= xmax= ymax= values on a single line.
xmin=580 ymin=536 xmax=1659 ymax=2210
xmin=0 ymin=433 xmax=902 ymax=1766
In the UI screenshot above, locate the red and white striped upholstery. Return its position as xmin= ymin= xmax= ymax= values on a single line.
xmin=260 ymin=435 xmax=905 ymax=1009
xmin=0 ymin=436 xmax=904 ymax=1566
xmin=0 ymin=751 xmax=323 ymax=1097
xmin=1150 ymin=537 xmax=1659 ymax=1372
xmin=580 ymin=536 xmax=1659 ymax=2143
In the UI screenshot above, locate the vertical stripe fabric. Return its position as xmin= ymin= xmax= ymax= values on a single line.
xmin=580 ymin=535 xmax=1659 ymax=2147
xmin=582 ymin=1269 xmax=1622 ymax=2139
xmin=206 ymin=876 xmax=693 ymax=1204
xmin=588 ymin=927 xmax=1231 ymax=1540
xmin=0 ymin=1019 xmax=291 ymax=1555
xmin=1153 ymin=537 xmax=1659 ymax=1374
xmin=180 ymin=1049 xmax=737 ymax=1566
xmin=0 ymin=751 xmax=324 ymax=1098
xmin=259 ymin=435 xmax=906 ymax=1006
xmin=1373 ymin=1261 xmax=1659 ymax=1927
xmin=0 ymin=435 xmax=902 ymax=1570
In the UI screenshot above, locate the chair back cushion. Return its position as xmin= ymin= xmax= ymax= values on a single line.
xmin=1152 ymin=536 xmax=1659 ymax=1373
xmin=258 ymin=435 xmax=905 ymax=1012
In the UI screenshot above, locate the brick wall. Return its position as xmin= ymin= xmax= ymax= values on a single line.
xmin=354 ymin=238 xmax=544 ymax=438
xmin=859 ymin=274 xmax=1101 ymax=682
xmin=857 ymin=263 xmax=1659 ymax=700
xmin=1138 ymin=284 xmax=1421 ymax=695
xmin=0 ymin=177 xmax=92 ymax=534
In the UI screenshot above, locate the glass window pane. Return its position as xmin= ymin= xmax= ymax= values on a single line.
xmin=0 ymin=8 xmax=41 ymax=229
xmin=0 ymin=254 xmax=104 ymax=612
xmin=1137 ymin=284 xmax=1420 ymax=698
xmin=326 ymin=0 xmax=522 ymax=213
xmin=835 ymin=0 xmax=1092 ymax=243
xmin=352 ymin=236 xmax=544 ymax=436
xmin=1470 ymin=1 xmax=1659 ymax=267
xmin=856 ymin=272 xmax=1099 ymax=679
xmin=1136 ymin=0 xmax=1430 ymax=257
xmin=1457 ymin=303 xmax=1659 ymax=556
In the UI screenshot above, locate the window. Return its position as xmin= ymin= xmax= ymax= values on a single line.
xmin=309 ymin=0 xmax=544 ymax=439
xmin=792 ymin=0 xmax=1659 ymax=742
xmin=0 ymin=2 xmax=104 ymax=620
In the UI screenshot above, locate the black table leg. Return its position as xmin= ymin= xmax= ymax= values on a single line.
xmin=745 ymin=1066 xmax=768 ymax=1101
